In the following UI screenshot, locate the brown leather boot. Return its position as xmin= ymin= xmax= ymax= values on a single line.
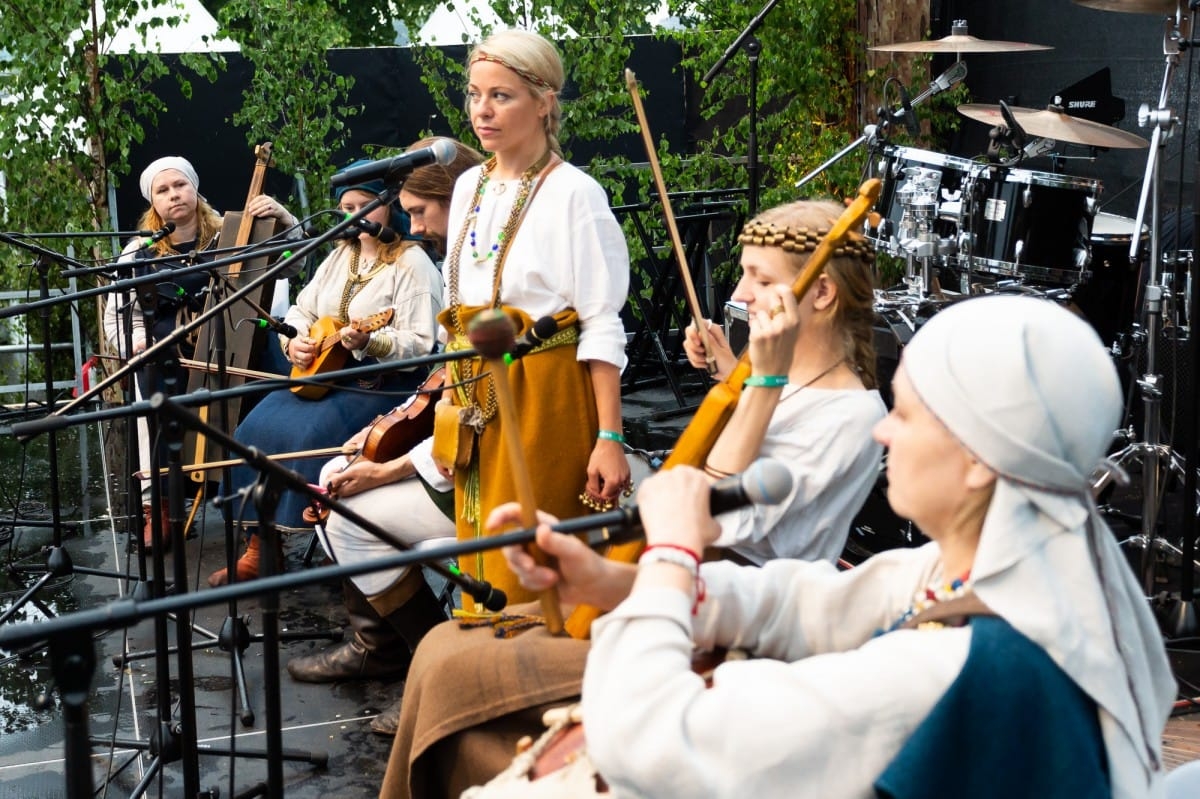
xmin=286 ymin=581 xmax=412 ymax=683
xmin=366 ymin=569 xmax=451 ymax=736
xmin=142 ymin=503 xmax=171 ymax=554
xmin=207 ymin=534 xmax=281 ymax=587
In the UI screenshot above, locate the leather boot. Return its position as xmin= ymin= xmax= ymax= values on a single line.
xmin=207 ymin=533 xmax=282 ymax=587
xmin=287 ymin=581 xmax=412 ymax=683
xmin=366 ymin=569 xmax=450 ymax=736
xmin=142 ymin=503 xmax=171 ymax=554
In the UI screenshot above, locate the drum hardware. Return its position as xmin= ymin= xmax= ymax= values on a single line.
xmin=869 ymin=19 xmax=1053 ymax=56
xmin=794 ymin=61 xmax=969 ymax=192
xmin=1091 ymin=6 xmax=1197 ymax=597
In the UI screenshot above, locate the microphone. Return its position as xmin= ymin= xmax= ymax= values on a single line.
xmin=508 ymin=316 xmax=559 ymax=360
xmin=141 ymin=221 xmax=176 ymax=248
xmin=896 ymin=84 xmax=920 ymax=137
xmin=999 ymin=99 xmax=1028 ymax=149
xmin=931 ymin=61 xmax=968 ymax=95
xmin=354 ymin=218 xmax=398 ymax=244
xmin=330 ymin=139 xmax=458 ymax=189
xmin=549 ymin=458 xmax=795 ymax=541
xmin=255 ymin=317 xmax=299 ymax=338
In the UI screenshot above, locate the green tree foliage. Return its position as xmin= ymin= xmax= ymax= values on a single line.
xmin=217 ymin=0 xmax=362 ymax=204
xmin=0 ymin=0 xmax=221 ymax=379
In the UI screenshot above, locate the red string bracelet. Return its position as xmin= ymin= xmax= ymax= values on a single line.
xmin=639 ymin=544 xmax=706 ymax=614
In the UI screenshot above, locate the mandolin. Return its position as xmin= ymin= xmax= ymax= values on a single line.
xmin=289 ymin=308 xmax=395 ymax=400
xmin=361 ymin=367 xmax=445 ymax=462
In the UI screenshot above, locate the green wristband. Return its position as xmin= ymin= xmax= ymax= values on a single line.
xmin=597 ymin=429 xmax=625 ymax=443
xmin=743 ymin=374 xmax=789 ymax=388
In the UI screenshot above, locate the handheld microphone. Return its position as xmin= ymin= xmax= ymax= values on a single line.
xmin=254 ymin=317 xmax=299 ymax=338
xmin=931 ymin=61 xmax=968 ymax=95
xmin=141 ymin=221 xmax=176 ymax=248
xmin=549 ymin=458 xmax=795 ymax=541
xmin=896 ymin=84 xmax=920 ymax=137
xmin=330 ymin=139 xmax=458 ymax=189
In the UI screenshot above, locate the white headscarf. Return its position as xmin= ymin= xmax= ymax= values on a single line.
xmin=139 ymin=156 xmax=200 ymax=201
xmin=902 ymin=295 xmax=1173 ymax=798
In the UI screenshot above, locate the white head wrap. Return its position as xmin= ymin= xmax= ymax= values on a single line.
xmin=902 ymin=295 xmax=1173 ymax=798
xmin=139 ymin=156 xmax=200 ymax=201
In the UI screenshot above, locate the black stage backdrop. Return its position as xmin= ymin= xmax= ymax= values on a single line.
xmin=115 ymin=35 xmax=686 ymax=229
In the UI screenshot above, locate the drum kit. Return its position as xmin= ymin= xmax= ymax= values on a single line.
xmin=863 ymin=2 xmax=1200 ymax=598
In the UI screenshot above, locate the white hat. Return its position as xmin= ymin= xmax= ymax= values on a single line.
xmin=139 ymin=156 xmax=200 ymax=201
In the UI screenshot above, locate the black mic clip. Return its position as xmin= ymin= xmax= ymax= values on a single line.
xmin=140 ymin=221 xmax=176 ymax=249
xmin=254 ymin=316 xmax=299 ymax=338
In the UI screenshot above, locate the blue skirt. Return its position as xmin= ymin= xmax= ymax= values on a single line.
xmin=223 ymin=369 xmax=424 ymax=530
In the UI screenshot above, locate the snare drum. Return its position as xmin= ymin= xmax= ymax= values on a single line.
xmin=868 ymin=146 xmax=979 ymax=257
xmin=959 ymin=166 xmax=1098 ymax=286
xmin=1070 ymin=211 xmax=1147 ymax=345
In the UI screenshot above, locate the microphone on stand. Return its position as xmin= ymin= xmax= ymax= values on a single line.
xmin=896 ymin=84 xmax=920 ymax=137
xmin=254 ymin=317 xmax=299 ymax=338
xmin=140 ymin=221 xmax=176 ymax=248
xmin=507 ymin=316 xmax=560 ymax=360
xmin=330 ymin=139 xmax=458 ymax=188
xmin=353 ymin=219 xmax=398 ymax=244
xmin=999 ymin=99 xmax=1029 ymax=149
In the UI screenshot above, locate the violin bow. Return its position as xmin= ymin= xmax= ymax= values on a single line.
xmin=625 ymin=68 xmax=718 ymax=375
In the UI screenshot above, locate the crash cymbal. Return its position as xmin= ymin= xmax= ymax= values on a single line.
xmin=871 ymin=19 xmax=1052 ymax=54
xmin=1072 ymin=0 xmax=1180 ymax=14
xmin=957 ymin=104 xmax=1149 ymax=149
xmin=871 ymin=35 xmax=1053 ymax=54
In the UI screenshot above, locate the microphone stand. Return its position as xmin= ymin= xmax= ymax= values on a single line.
xmin=794 ymin=61 xmax=969 ymax=192
xmin=0 ymin=249 xmax=134 ymax=639
xmin=702 ymin=0 xmax=783 ymax=217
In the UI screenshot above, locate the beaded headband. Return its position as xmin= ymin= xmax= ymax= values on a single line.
xmin=470 ymin=52 xmax=554 ymax=92
xmin=738 ymin=221 xmax=875 ymax=264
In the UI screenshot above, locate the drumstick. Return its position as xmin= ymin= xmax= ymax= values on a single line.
xmin=625 ymin=68 xmax=718 ymax=375
xmin=468 ymin=309 xmax=566 ymax=634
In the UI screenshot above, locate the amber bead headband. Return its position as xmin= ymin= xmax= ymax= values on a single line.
xmin=470 ymin=52 xmax=554 ymax=92
xmin=738 ymin=221 xmax=875 ymax=264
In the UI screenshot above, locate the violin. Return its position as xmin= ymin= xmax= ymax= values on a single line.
xmin=360 ymin=367 xmax=446 ymax=462
xmin=290 ymin=308 xmax=395 ymax=399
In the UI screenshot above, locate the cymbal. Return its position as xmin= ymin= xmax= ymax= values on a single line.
xmin=957 ymin=104 xmax=1149 ymax=149
xmin=870 ymin=34 xmax=1052 ymax=54
xmin=1072 ymin=0 xmax=1180 ymax=14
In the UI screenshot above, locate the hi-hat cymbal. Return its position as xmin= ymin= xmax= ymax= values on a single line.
xmin=1072 ymin=0 xmax=1180 ymax=14
xmin=957 ymin=104 xmax=1149 ymax=149
xmin=871 ymin=34 xmax=1053 ymax=54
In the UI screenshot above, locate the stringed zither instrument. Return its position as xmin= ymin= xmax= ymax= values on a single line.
xmin=561 ymin=178 xmax=883 ymax=640
xmin=184 ymin=142 xmax=288 ymax=483
xmin=289 ymin=308 xmax=395 ymax=400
